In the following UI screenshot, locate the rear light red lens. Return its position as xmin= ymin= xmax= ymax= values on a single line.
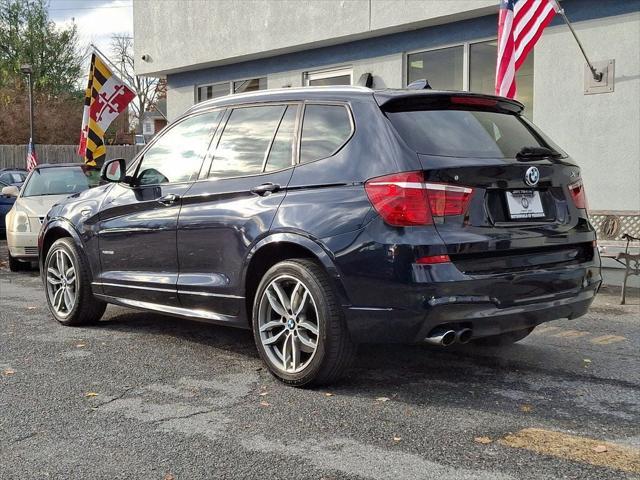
xmin=424 ymin=183 xmax=474 ymax=216
xmin=568 ymin=179 xmax=588 ymax=210
xmin=364 ymin=172 xmax=432 ymax=226
xmin=365 ymin=172 xmax=474 ymax=226
xmin=415 ymin=254 xmax=451 ymax=264
xmin=450 ymin=96 xmax=498 ymax=107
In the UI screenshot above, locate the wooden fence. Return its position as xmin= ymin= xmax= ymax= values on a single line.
xmin=0 ymin=145 xmax=142 ymax=169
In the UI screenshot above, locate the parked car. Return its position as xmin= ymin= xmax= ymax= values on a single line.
xmin=5 ymin=163 xmax=97 ymax=271
xmin=0 ymin=168 xmax=28 ymax=186
xmin=38 ymin=86 xmax=601 ymax=386
xmin=1 ymin=180 xmax=20 ymax=239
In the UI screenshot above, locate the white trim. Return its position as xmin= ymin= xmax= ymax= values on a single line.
xmin=177 ymin=290 xmax=244 ymax=299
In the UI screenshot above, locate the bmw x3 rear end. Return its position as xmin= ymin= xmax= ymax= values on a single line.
xmin=333 ymin=90 xmax=601 ymax=349
xmin=39 ymin=86 xmax=600 ymax=387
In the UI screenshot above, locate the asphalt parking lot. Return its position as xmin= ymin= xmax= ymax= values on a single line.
xmin=1 ymin=240 xmax=639 ymax=480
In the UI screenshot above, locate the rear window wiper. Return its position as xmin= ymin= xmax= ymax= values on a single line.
xmin=516 ymin=146 xmax=562 ymax=160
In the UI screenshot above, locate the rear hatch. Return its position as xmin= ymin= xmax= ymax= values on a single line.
xmin=376 ymin=91 xmax=594 ymax=274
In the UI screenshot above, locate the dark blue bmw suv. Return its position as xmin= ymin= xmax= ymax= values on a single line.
xmin=39 ymin=86 xmax=601 ymax=386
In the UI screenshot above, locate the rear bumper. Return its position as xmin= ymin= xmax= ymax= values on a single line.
xmin=343 ymin=261 xmax=601 ymax=343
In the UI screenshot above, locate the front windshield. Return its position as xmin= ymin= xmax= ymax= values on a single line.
xmin=22 ymin=166 xmax=97 ymax=197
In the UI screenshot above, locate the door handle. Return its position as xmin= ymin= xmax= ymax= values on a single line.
xmin=251 ymin=183 xmax=281 ymax=196
xmin=157 ymin=193 xmax=180 ymax=206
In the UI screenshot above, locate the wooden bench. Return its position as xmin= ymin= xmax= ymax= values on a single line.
xmin=592 ymin=211 xmax=640 ymax=304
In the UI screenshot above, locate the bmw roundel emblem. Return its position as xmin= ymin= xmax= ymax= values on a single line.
xmin=524 ymin=166 xmax=540 ymax=187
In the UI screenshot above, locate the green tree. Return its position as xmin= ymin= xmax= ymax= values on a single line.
xmin=0 ymin=0 xmax=83 ymax=94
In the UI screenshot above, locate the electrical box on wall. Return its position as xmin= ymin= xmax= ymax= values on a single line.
xmin=584 ymin=59 xmax=615 ymax=95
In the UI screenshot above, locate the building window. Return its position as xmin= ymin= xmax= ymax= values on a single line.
xmin=469 ymin=40 xmax=534 ymax=115
xmin=142 ymin=119 xmax=153 ymax=135
xmin=407 ymin=40 xmax=535 ymax=117
xmin=196 ymin=82 xmax=231 ymax=102
xmin=304 ymin=67 xmax=352 ymax=86
xmin=407 ymin=46 xmax=464 ymax=90
xmin=233 ymin=77 xmax=267 ymax=94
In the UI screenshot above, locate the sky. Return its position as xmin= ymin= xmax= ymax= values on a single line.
xmin=49 ymin=0 xmax=133 ymax=73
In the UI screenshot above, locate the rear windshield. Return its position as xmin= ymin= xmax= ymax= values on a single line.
xmin=22 ymin=166 xmax=97 ymax=197
xmin=386 ymin=109 xmax=562 ymax=158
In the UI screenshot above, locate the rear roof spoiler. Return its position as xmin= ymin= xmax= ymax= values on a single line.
xmin=374 ymin=90 xmax=524 ymax=114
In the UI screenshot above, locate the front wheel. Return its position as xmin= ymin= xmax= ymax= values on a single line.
xmin=44 ymin=238 xmax=106 ymax=326
xmin=252 ymin=259 xmax=355 ymax=387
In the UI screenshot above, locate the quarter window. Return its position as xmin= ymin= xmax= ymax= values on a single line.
xmin=209 ymin=105 xmax=287 ymax=179
xmin=300 ymin=104 xmax=352 ymax=163
xmin=136 ymin=111 xmax=221 ymax=185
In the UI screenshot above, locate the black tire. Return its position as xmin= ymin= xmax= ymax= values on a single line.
xmin=473 ymin=326 xmax=535 ymax=346
xmin=8 ymin=251 xmax=25 ymax=272
xmin=44 ymin=238 xmax=106 ymax=326
xmin=252 ymin=259 xmax=356 ymax=387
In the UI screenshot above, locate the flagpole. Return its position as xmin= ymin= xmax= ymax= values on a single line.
xmin=554 ymin=5 xmax=603 ymax=81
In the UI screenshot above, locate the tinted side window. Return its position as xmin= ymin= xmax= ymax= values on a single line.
xmin=209 ymin=105 xmax=286 ymax=179
xmin=137 ymin=111 xmax=221 ymax=185
xmin=300 ymin=105 xmax=352 ymax=163
xmin=265 ymin=106 xmax=297 ymax=172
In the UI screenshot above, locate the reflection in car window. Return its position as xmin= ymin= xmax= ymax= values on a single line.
xmin=137 ymin=111 xmax=221 ymax=185
xmin=21 ymin=166 xmax=97 ymax=197
xmin=265 ymin=106 xmax=296 ymax=172
xmin=210 ymin=105 xmax=286 ymax=179
xmin=300 ymin=105 xmax=352 ymax=163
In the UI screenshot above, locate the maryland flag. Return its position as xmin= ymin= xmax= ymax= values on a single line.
xmin=78 ymin=53 xmax=135 ymax=167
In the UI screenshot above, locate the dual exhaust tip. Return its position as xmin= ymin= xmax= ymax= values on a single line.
xmin=425 ymin=327 xmax=472 ymax=346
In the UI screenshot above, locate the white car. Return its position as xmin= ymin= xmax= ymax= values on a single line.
xmin=3 ymin=163 xmax=97 ymax=271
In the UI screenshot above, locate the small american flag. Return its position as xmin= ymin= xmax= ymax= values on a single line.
xmin=26 ymin=138 xmax=38 ymax=172
xmin=495 ymin=0 xmax=559 ymax=98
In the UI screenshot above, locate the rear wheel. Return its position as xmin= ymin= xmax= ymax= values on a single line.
xmin=252 ymin=259 xmax=355 ymax=387
xmin=44 ymin=238 xmax=106 ymax=326
xmin=473 ymin=327 xmax=535 ymax=346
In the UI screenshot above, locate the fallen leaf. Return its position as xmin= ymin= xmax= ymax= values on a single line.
xmin=583 ymin=359 xmax=592 ymax=363
xmin=164 ymin=474 xmax=175 ymax=480
xmin=520 ymin=404 xmax=533 ymax=413
xmin=84 ymin=392 xmax=99 ymax=397
xmin=593 ymin=445 xmax=608 ymax=453
xmin=2 ymin=368 xmax=16 ymax=376
xmin=324 ymin=392 xmax=334 ymax=397
xmin=259 ymin=391 xmax=269 ymax=396
xmin=393 ymin=435 xmax=401 ymax=442
xmin=26 ymin=306 xmax=37 ymax=310
xmin=376 ymin=397 xmax=390 ymax=402
xmin=76 ymin=343 xmax=86 ymax=348
xmin=259 ymin=401 xmax=270 ymax=407
xmin=474 ymin=436 xmax=493 ymax=444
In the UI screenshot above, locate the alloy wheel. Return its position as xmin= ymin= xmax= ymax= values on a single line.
xmin=46 ymin=249 xmax=77 ymax=318
xmin=258 ymin=274 xmax=320 ymax=374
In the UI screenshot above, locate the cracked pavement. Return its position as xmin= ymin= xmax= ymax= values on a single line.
xmin=1 ymin=241 xmax=639 ymax=479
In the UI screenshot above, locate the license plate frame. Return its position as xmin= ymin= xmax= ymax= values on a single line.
xmin=505 ymin=190 xmax=545 ymax=220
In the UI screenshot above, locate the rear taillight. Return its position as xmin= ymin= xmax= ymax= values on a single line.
xmin=365 ymin=171 xmax=474 ymax=226
xmin=424 ymin=183 xmax=474 ymax=217
xmin=568 ymin=179 xmax=588 ymax=210
xmin=415 ymin=254 xmax=451 ymax=264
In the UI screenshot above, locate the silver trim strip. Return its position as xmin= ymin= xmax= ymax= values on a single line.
xmin=348 ymin=307 xmax=394 ymax=311
xmin=93 ymin=282 xmax=175 ymax=293
xmin=177 ymin=290 xmax=244 ymax=299
xmin=93 ymin=294 xmax=236 ymax=323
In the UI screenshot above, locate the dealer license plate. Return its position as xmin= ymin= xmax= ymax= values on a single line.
xmin=506 ymin=190 xmax=545 ymax=219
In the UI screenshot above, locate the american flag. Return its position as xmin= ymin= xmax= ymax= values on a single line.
xmin=495 ymin=0 xmax=560 ymax=98
xmin=26 ymin=138 xmax=38 ymax=172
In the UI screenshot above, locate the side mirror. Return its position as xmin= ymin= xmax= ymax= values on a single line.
xmin=1 ymin=185 xmax=19 ymax=197
xmin=100 ymin=158 xmax=127 ymax=183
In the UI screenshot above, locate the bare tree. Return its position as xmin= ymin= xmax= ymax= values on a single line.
xmin=109 ymin=34 xmax=162 ymax=133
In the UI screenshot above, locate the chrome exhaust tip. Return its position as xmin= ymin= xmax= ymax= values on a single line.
xmin=456 ymin=328 xmax=473 ymax=344
xmin=424 ymin=328 xmax=456 ymax=347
